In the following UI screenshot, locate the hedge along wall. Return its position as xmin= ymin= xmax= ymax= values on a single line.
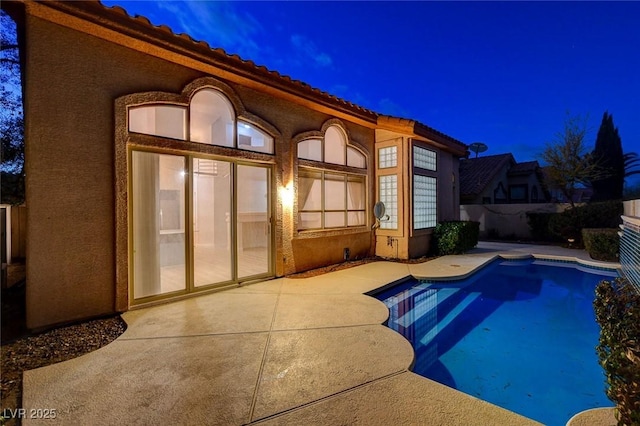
xmin=460 ymin=203 xmax=572 ymax=240
xmin=621 ymin=200 xmax=640 ymax=292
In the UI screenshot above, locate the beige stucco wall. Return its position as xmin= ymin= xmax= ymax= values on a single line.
xmin=373 ymin=130 xmax=462 ymax=259
xmin=460 ymin=203 xmax=572 ymax=239
xmin=22 ymin=9 xmax=376 ymax=328
xmin=24 ymin=14 xmax=204 ymax=329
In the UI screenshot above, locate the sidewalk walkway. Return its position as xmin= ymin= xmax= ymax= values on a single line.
xmin=23 ymin=243 xmax=617 ymax=425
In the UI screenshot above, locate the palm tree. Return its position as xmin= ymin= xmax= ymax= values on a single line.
xmin=624 ymin=152 xmax=640 ymax=180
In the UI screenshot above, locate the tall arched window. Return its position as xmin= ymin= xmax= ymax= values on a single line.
xmin=190 ymin=89 xmax=235 ymax=147
xmin=297 ymin=124 xmax=367 ymax=230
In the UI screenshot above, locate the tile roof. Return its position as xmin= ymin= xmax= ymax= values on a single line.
xmin=507 ymin=160 xmax=540 ymax=176
xmin=459 ymin=153 xmax=514 ymax=198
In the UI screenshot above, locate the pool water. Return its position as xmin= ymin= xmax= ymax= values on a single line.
xmin=376 ymin=258 xmax=617 ymax=426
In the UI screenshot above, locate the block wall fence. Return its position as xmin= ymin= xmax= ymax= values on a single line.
xmin=621 ymin=199 xmax=640 ymax=292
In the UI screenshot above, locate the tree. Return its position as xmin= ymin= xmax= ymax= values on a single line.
xmin=1 ymin=9 xmax=24 ymax=204
xmin=590 ymin=112 xmax=625 ymax=202
xmin=539 ymin=114 xmax=603 ymax=208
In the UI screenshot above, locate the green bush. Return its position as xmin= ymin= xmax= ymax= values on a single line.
xmin=541 ymin=201 xmax=623 ymax=243
xmin=433 ymin=221 xmax=479 ymax=255
xmin=594 ymin=278 xmax=640 ymax=425
xmin=526 ymin=212 xmax=562 ymax=242
xmin=582 ymin=228 xmax=620 ymax=262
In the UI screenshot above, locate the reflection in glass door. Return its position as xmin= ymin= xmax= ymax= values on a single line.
xmin=132 ymin=151 xmax=186 ymax=299
xmin=237 ymin=164 xmax=270 ymax=279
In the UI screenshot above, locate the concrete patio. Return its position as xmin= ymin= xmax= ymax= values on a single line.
xmin=23 ymin=242 xmax=619 ymax=425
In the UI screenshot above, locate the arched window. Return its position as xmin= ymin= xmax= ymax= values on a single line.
xmin=127 ymin=87 xmax=274 ymax=154
xmin=190 ymin=89 xmax=234 ymax=147
xmin=237 ymin=120 xmax=274 ymax=154
xmin=297 ymin=124 xmax=367 ymax=230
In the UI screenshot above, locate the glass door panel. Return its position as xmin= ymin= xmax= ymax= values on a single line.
xmin=132 ymin=151 xmax=186 ymax=299
xmin=237 ymin=164 xmax=270 ymax=279
xmin=193 ymin=158 xmax=232 ymax=286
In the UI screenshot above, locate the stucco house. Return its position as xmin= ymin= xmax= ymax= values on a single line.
xmin=460 ymin=153 xmax=548 ymax=205
xmin=3 ymin=0 xmax=467 ymax=330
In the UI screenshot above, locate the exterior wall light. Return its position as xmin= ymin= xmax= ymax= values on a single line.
xmin=279 ymin=183 xmax=294 ymax=210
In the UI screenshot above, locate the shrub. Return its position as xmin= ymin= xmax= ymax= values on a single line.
xmin=582 ymin=228 xmax=620 ymax=262
xmin=433 ymin=221 xmax=479 ymax=255
xmin=593 ymin=278 xmax=640 ymax=425
xmin=546 ymin=201 xmax=623 ymax=243
xmin=526 ymin=212 xmax=562 ymax=242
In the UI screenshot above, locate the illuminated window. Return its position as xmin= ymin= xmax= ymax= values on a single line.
xmin=129 ymin=105 xmax=187 ymax=140
xmin=298 ymin=170 xmax=365 ymax=230
xmin=379 ymin=146 xmax=397 ymax=168
xmin=414 ymin=175 xmax=437 ymax=229
xmin=128 ymin=88 xmax=274 ymax=154
xmin=379 ymin=175 xmax=398 ymax=229
xmin=297 ymin=124 xmax=367 ymax=230
xmin=237 ymin=121 xmax=274 ymax=154
xmin=413 ymin=146 xmax=437 ymax=171
xmin=190 ymin=89 xmax=234 ymax=147
xmin=298 ymin=138 xmax=322 ymax=161
xmin=413 ymin=144 xmax=437 ymax=229
xmin=297 ymin=125 xmax=366 ymax=169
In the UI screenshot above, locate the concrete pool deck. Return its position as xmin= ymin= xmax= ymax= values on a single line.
xmin=23 ymin=242 xmax=619 ymax=425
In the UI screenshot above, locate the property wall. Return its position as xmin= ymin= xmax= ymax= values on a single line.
xmin=621 ymin=199 xmax=640 ymax=292
xmin=460 ymin=203 xmax=572 ymax=239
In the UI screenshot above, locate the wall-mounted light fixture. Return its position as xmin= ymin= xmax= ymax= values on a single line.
xmin=279 ymin=182 xmax=294 ymax=210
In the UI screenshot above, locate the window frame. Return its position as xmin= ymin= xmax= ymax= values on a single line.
xmin=296 ymin=123 xmax=368 ymax=232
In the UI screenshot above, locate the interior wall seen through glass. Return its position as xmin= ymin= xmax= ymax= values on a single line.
xmin=132 ymin=151 xmax=186 ymax=299
xmin=193 ymin=158 xmax=232 ymax=286
xmin=129 ymin=105 xmax=186 ymax=140
xmin=190 ymin=89 xmax=235 ymax=147
xmin=237 ymin=165 xmax=270 ymax=278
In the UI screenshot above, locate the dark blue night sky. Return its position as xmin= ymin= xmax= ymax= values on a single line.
xmin=103 ymin=1 xmax=640 ymax=183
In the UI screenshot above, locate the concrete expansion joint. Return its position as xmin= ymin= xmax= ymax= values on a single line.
xmin=117 ymin=329 xmax=271 ymax=341
xmin=248 ymin=290 xmax=282 ymax=421
xmin=246 ymin=369 xmax=409 ymax=424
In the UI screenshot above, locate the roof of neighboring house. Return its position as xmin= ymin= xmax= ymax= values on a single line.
xmin=507 ymin=160 xmax=540 ymax=176
xmin=17 ymin=0 xmax=466 ymax=149
xmin=459 ymin=153 xmax=514 ymax=198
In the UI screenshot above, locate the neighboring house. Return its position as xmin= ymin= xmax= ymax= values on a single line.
xmin=460 ymin=153 xmax=548 ymax=204
xmin=3 ymin=0 xmax=467 ymax=329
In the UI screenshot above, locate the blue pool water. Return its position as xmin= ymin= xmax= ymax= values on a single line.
xmin=376 ymin=258 xmax=617 ymax=426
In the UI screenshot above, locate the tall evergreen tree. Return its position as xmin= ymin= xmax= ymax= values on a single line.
xmin=590 ymin=112 xmax=624 ymax=201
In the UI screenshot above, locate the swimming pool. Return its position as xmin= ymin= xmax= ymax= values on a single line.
xmin=375 ymin=258 xmax=618 ymax=426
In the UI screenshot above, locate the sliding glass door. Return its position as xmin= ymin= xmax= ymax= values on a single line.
xmin=131 ymin=151 xmax=271 ymax=302
xmin=132 ymin=151 xmax=187 ymax=299
xmin=193 ymin=158 xmax=232 ymax=287
xmin=237 ymin=164 xmax=270 ymax=279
